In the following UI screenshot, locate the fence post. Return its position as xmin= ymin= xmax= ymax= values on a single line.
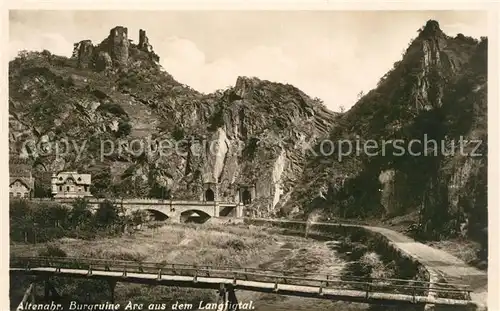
xmin=412 ymin=284 xmax=416 ymax=303
xmin=108 ymin=280 xmax=117 ymax=304
xmin=87 ymin=265 xmax=92 ymax=276
xmin=30 ymin=283 xmax=36 ymax=304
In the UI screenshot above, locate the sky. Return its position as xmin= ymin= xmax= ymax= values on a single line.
xmin=9 ymin=10 xmax=488 ymax=112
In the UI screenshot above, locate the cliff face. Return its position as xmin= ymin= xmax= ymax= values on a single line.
xmin=9 ymin=20 xmax=487 ymax=241
xmin=9 ymin=27 xmax=337 ymax=213
xmin=286 ymin=20 xmax=487 ymax=241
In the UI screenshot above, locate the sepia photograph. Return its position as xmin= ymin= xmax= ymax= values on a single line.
xmin=7 ymin=8 xmax=492 ymax=311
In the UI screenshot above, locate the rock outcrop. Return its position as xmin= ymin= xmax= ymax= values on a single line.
xmin=286 ymin=20 xmax=487 ymax=244
xmin=9 ymin=26 xmax=337 ymax=217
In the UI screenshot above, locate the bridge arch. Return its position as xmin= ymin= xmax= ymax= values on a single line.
xmin=142 ymin=209 xmax=169 ymax=221
xmin=180 ymin=209 xmax=211 ymax=223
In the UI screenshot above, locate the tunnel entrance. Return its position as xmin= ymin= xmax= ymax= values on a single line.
xmin=180 ymin=210 xmax=211 ymax=224
xmin=205 ymin=189 xmax=215 ymax=202
xmin=242 ymin=189 xmax=252 ymax=205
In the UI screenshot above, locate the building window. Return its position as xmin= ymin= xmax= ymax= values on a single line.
xmin=59 ymin=186 xmax=62 ymax=191
xmin=66 ymin=186 xmax=70 ymax=191
xmin=84 ymin=185 xmax=88 ymax=192
xmin=16 ymin=192 xmax=21 ymax=197
xmin=78 ymin=187 xmax=82 ymax=192
xmin=24 ymin=192 xmax=29 ymax=198
xmin=9 ymin=192 xmax=13 ymax=197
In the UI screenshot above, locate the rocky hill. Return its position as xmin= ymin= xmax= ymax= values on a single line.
xmin=9 ymin=20 xmax=487 ymax=244
xmin=285 ymin=20 xmax=487 ymax=243
xmin=9 ymin=26 xmax=337 ymax=214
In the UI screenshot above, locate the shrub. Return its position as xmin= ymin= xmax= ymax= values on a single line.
xmin=224 ymin=239 xmax=246 ymax=251
xmin=108 ymin=251 xmax=146 ymax=262
xmin=96 ymin=103 xmax=127 ymax=117
xmin=116 ymin=120 xmax=132 ymax=137
xmin=38 ymin=244 xmax=67 ymax=258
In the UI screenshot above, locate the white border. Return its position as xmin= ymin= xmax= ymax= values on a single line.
xmin=2 ymin=1 xmax=498 ymax=310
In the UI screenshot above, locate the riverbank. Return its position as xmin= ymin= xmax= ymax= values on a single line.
xmin=11 ymin=220 xmax=471 ymax=311
xmin=245 ymin=218 xmax=487 ymax=311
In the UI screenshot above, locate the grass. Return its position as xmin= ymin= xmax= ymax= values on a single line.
xmin=11 ymin=223 xmax=361 ymax=310
xmin=10 ymin=222 xmax=420 ymax=311
xmin=12 ymin=223 xmax=275 ymax=266
xmin=11 ymin=223 xmax=279 ymax=309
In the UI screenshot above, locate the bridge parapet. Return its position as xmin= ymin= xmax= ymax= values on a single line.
xmin=27 ymin=198 xmax=242 ymax=222
xmin=31 ymin=197 xmax=238 ymax=206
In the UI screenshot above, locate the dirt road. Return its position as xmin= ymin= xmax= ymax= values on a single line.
xmin=364 ymin=225 xmax=487 ymax=310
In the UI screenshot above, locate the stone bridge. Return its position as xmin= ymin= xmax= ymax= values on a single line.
xmin=36 ymin=198 xmax=244 ymax=223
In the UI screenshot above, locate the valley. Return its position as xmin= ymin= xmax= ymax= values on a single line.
xmin=9 ymin=11 xmax=489 ymax=311
xmin=10 ymin=222 xmax=426 ymax=311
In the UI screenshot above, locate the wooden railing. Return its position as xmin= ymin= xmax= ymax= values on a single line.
xmin=10 ymin=256 xmax=472 ymax=302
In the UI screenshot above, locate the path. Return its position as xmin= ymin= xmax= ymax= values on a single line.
xmin=250 ymin=219 xmax=488 ymax=309
xmin=362 ymin=225 xmax=488 ymax=310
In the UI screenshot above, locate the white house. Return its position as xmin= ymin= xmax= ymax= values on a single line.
xmin=51 ymin=171 xmax=92 ymax=198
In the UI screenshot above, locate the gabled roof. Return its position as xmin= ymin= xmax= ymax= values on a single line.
xmin=9 ymin=177 xmax=34 ymax=190
xmin=54 ymin=172 xmax=91 ymax=185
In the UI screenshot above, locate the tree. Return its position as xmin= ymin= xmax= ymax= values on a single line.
xmin=47 ymin=204 xmax=70 ymax=228
xmin=116 ymin=120 xmax=132 ymax=138
xmin=148 ymin=182 xmax=170 ymax=199
xmin=131 ymin=210 xmax=148 ymax=226
xmin=313 ymin=97 xmax=324 ymax=104
xmin=70 ymin=198 xmax=92 ymax=228
xmin=10 ymin=200 xmax=33 ymax=242
xmin=93 ymin=200 xmax=120 ymax=228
